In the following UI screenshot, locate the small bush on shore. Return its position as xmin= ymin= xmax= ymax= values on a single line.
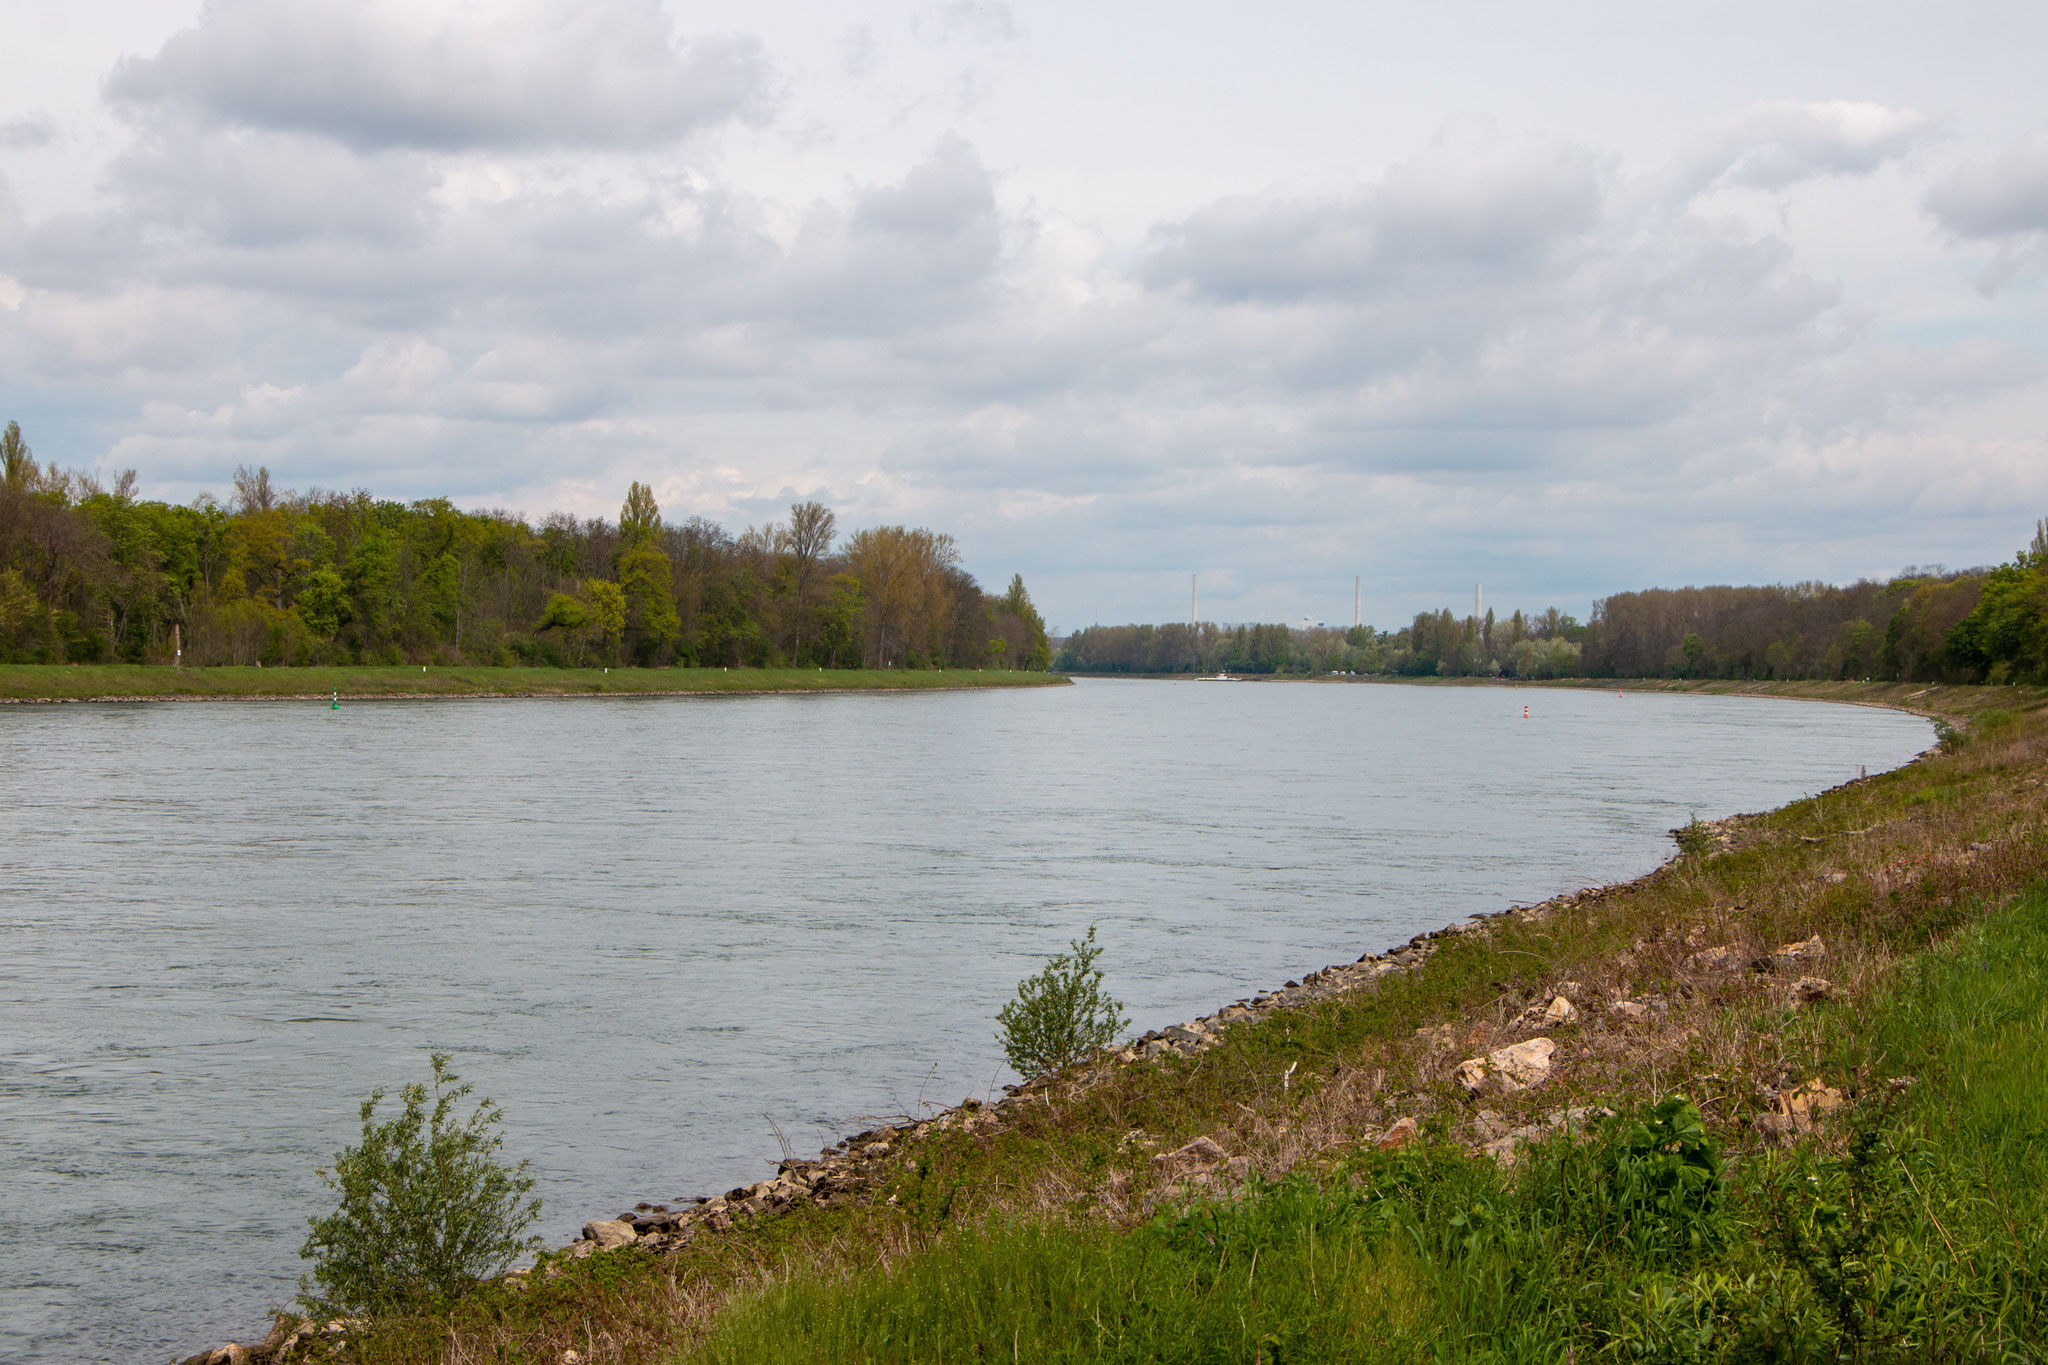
xmin=997 ymin=924 xmax=1129 ymax=1079
xmin=1673 ymin=813 xmax=1715 ymax=858
xmin=300 ymin=1053 xmax=541 ymax=1316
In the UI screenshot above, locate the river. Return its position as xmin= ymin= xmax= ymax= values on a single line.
xmin=0 ymin=679 xmax=1930 ymax=1362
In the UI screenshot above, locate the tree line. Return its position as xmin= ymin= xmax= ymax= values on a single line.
xmin=1056 ymin=523 xmax=2048 ymax=685
xmin=0 ymin=422 xmax=1051 ymax=671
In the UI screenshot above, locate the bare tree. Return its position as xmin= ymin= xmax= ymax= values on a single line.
xmin=232 ymin=464 xmax=276 ymax=513
xmin=779 ymin=500 xmax=836 ymax=663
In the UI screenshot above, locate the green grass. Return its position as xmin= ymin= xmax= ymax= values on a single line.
xmin=680 ymin=884 xmax=2048 ymax=1364
xmin=0 ymin=665 xmax=1067 ymax=701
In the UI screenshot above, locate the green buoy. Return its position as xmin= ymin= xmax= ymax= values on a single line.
xmin=331 ymin=689 xmax=339 ymax=710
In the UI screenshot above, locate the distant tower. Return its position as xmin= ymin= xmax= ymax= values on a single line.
xmin=1192 ymin=574 xmax=1198 ymax=632
xmin=1354 ymin=576 xmax=1361 ymax=630
xmin=1475 ymin=583 xmax=1483 ymax=623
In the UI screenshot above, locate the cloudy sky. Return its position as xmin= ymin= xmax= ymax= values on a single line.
xmin=3 ymin=0 xmax=2045 ymax=629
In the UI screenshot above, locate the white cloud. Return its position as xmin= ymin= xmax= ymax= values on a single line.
xmin=105 ymin=0 xmax=776 ymax=151
xmin=0 ymin=6 xmax=2042 ymax=624
xmin=1672 ymin=100 xmax=1935 ymax=198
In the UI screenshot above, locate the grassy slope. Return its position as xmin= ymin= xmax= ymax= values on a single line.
xmin=223 ymin=681 xmax=2048 ymax=1364
xmin=695 ymin=885 xmax=2048 ymax=1362
xmin=0 ymin=665 xmax=1067 ymax=701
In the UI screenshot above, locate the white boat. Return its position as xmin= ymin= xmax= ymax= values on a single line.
xmin=1196 ymin=672 xmax=1239 ymax=681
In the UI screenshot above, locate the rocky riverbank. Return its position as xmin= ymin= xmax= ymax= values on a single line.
xmin=537 ymin=810 xmax=1859 ymax=1265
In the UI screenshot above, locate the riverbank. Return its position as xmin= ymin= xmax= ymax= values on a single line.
xmin=180 ymin=680 xmax=2048 ymax=1364
xmin=1377 ymin=673 xmax=2031 ymax=712
xmin=1083 ymin=668 xmax=2032 ymax=714
xmin=0 ymin=665 xmax=1067 ymax=703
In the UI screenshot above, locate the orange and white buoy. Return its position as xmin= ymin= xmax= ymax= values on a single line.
xmin=1522 ymin=705 xmax=1530 ymax=719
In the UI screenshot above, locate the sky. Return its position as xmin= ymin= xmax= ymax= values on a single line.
xmin=2 ymin=1 xmax=2045 ymax=632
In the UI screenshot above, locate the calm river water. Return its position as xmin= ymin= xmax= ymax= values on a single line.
xmin=0 ymin=680 xmax=1929 ymax=1362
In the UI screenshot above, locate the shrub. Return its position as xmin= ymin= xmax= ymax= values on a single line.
xmin=996 ymin=924 xmax=1129 ymax=1078
xmin=1672 ymin=814 xmax=1714 ymax=858
xmin=299 ymin=1053 xmax=542 ymax=1316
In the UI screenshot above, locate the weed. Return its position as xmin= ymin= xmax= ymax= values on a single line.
xmin=1608 ymin=1097 xmax=1726 ymax=1260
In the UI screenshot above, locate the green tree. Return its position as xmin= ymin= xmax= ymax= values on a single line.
xmin=1001 ymin=573 xmax=1051 ymax=670
xmin=586 ymin=578 xmax=626 ymax=661
xmin=299 ymin=1053 xmax=541 ymax=1317
xmin=344 ymin=533 xmax=400 ymax=648
xmin=536 ymin=592 xmax=591 ymax=633
xmin=534 ymin=591 xmax=591 ymax=664
xmin=1680 ymin=631 xmax=1706 ymax=677
xmin=620 ymin=481 xmax=662 ymax=548
xmin=699 ymin=564 xmax=766 ymax=665
xmin=996 ymin=925 xmax=1129 ymax=1079
xmin=816 ymin=572 xmax=864 ymax=668
xmin=618 ymin=543 xmax=680 ymax=662
xmin=1 ymin=420 xmax=36 ymax=489
xmin=0 ymin=568 xmax=50 ymax=661
xmin=295 ymin=566 xmax=350 ymax=639
xmin=1946 ymin=561 xmax=2046 ymax=683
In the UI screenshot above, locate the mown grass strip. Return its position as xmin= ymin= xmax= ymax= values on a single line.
xmin=0 ymin=665 xmax=1067 ymax=701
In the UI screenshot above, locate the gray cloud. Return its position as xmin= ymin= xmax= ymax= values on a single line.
xmin=920 ymin=2 xmax=1021 ymax=45
xmin=0 ymin=113 xmax=57 ymax=150
xmin=839 ymin=25 xmax=881 ymax=79
xmin=105 ymin=0 xmax=775 ymax=151
xmin=1140 ymin=120 xmax=1604 ymax=304
xmin=1925 ymin=130 xmax=2048 ymax=236
xmin=1923 ymin=130 xmax=2048 ymax=294
xmin=109 ymin=122 xmax=435 ymax=250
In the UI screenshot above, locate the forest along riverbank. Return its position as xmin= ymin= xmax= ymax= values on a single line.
xmin=0 ymin=664 xmax=1067 ymax=702
xmin=170 ymin=680 xmax=2048 ymax=1365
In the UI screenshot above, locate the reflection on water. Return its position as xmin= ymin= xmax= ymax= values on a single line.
xmin=0 ymin=681 xmax=1928 ymax=1362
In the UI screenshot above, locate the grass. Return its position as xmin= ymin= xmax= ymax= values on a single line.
xmin=683 ymin=885 xmax=2048 ymax=1363
xmin=201 ymin=681 xmax=2048 ymax=1364
xmin=0 ymin=665 xmax=1067 ymax=702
